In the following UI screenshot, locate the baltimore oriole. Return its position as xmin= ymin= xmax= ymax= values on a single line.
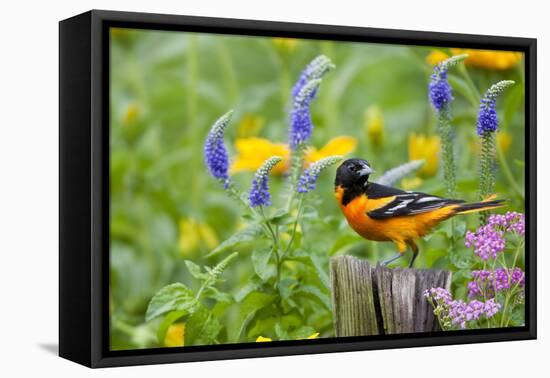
xmin=334 ymin=158 xmax=504 ymax=267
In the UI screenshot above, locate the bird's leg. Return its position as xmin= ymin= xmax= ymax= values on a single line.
xmin=407 ymin=240 xmax=419 ymax=268
xmin=381 ymin=253 xmax=404 ymax=266
xmin=381 ymin=241 xmax=407 ymax=266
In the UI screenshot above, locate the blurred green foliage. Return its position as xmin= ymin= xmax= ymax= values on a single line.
xmin=109 ymin=28 xmax=525 ymax=350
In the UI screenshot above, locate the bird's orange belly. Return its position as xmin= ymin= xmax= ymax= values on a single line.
xmin=334 ymin=188 xmax=452 ymax=243
xmin=342 ymin=202 xmax=419 ymax=242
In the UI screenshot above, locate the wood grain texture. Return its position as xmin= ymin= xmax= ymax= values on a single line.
xmin=330 ymin=255 xmax=452 ymax=336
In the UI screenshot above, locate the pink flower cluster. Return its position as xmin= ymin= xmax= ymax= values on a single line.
xmin=488 ymin=211 xmax=525 ymax=236
xmin=467 ymin=268 xmax=525 ymax=298
xmin=465 ymin=211 xmax=525 ymax=260
xmin=424 ymin=288 xmax=501 ymax=329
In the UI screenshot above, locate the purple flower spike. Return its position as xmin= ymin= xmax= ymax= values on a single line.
xmin=248 ymin=156 xmax=282 ymax=207
xmin=288 ymin=55 xmax=334 ymax=149
xmin=429 ymin=70 xmax=453 ymax=111
xmin=291 ymin=55 xmax=334 ymax=101
xmin=477 ymin=98 xmax=499 ymax=135
xmin=297 ymin=156 xmax=342 ymax=194
xmin=204 ymin=110 xmax=233 ymax=186
xmin=476 ymin=80 xmax=514 ymax=136
xmin=428 ymin=54 xmax=467 ymax=112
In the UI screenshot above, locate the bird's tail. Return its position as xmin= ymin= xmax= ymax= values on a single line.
xmin=454 ymin=195 xmax=506 ymax=215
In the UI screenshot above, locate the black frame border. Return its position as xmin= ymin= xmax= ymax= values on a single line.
xmin=62 ymin=9 xmax=537 ymax=368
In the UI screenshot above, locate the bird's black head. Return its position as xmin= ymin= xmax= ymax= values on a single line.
xmin=335 ymin=158 xmax=374 ymax=190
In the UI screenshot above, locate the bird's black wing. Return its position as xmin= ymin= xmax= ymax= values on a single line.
xmin=365 ymin=182 xmax=463 ymax=220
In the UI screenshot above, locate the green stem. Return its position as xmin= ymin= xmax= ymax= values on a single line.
xmin=479 ymin=131 xmax=496 ymax=224
xmin=437 ymin=106 xmax=456 ymax=250
xmin=511 ymin=239 xmax=524 ymax=270
xmin=286 ymin=144 xmax=306 ymax=211
xmin=437 ymin=107 xmax=456 ymax=198
xmin=500 ymin=281 xmax=522 ymax=327
xmin=499 ymin=241 xmax=524 ymax=327
xmin=195 ymin=279 xmax=209 ymax=301
xmin=259 ymin=206 xmax=281 ymax=288
xmin=283 ymin=194 xmax=304 ymax=257
xmin=496 ymin=140 xmax=525 ymax=199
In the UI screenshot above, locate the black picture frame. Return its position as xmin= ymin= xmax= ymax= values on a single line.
xmin=59 ymin=9 xmax=537 ymax=368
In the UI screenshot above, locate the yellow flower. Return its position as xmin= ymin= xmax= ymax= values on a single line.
xmin=497 ymin=131 xmax=512 ymax=153
xmin=122 ymin=103 xmax=139 ymax=125
xmin=178 ymin=218 xmax=219 ymax=256
xmin=272 ymin=38 xmax=299 ymax=53
xmin=400 ymin=177 xmax=424 ymax=191
xmin=231 ymin=136 xmax=357 ymax=174
xmin=426 ymin=50 xmax=450 ymax=66
xmin=164 ymin=323 xmax=185 ymax=347
xmin=238 ymin=114 xmax=265 ymax=137
xmin=451 ymin=48 xmax=522 ymax=70
xmin=408 ymin=133 xmax=441 ymax=178
xmin=426 ymin=49 xmax=522 ymax=70
xmin=256 ymin=332 xmax=319 ymax=342
xmin=364 ymin=105 xmax=384 ymax=147
xmin=305 ymin=136 xmax=358 ymax=166
xmin=231 ymin=138 xmax=290 ymax=174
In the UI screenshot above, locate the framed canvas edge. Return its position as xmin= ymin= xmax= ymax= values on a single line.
xmin=80 ymin=9 xmax=537 ymax=368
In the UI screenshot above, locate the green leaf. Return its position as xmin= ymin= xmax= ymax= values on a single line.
xmin=234 ymin=275 xmax=264 ymax=302
xmin=156 ymin=310 xmax=187 ymax=344
xmin=204 ymin=286 xmax=234 ymax=303
xmin=184 ymin=260 xmax=208 ymax=280
xmin=252 ymin=247 xmax=273 ymax=281
xmin=455 ymin=220 xmax=467 ymax=237
xmin=278 ymin=278 xmax=298 ymax=300
xmin=184 ymin=306 xmax=222 ymax=345
xmin=449 ymin=247 xmax=473 ymax=270
xmin=289 ymin=325 xmax=317 ymax=340
xmin=248 ymin=317 xmax=278 ymax=339
xmin=231 ymin=291 xmax=275 ymax=342
xmin=269 ymin=209 xmax=294 ymax=226
xmin=274 ymin=322 xmax=289 ymax=340
xmin=310 ymin=254 xmax=330 ymax=289
xmin=290 ymin=250 xmax=330 ymax=289
xmin=241 ymin=213 xmax=257 ymax=222
xmin=508 ymin=303 xmax=525 ymax=327
xmin=145 ymin=283 xmax=197 ymax=322
xmin=295 ymin=285 xmax=331 ymax=310
xmin=207 ymin=224 xmax=264 ymax=257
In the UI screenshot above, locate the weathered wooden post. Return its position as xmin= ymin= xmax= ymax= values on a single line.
xmin=330 ymin=255 xmax=452 ymax=336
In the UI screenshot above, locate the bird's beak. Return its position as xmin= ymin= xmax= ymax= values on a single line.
xmin=358 ymin=165 xmax=374 ymax=176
